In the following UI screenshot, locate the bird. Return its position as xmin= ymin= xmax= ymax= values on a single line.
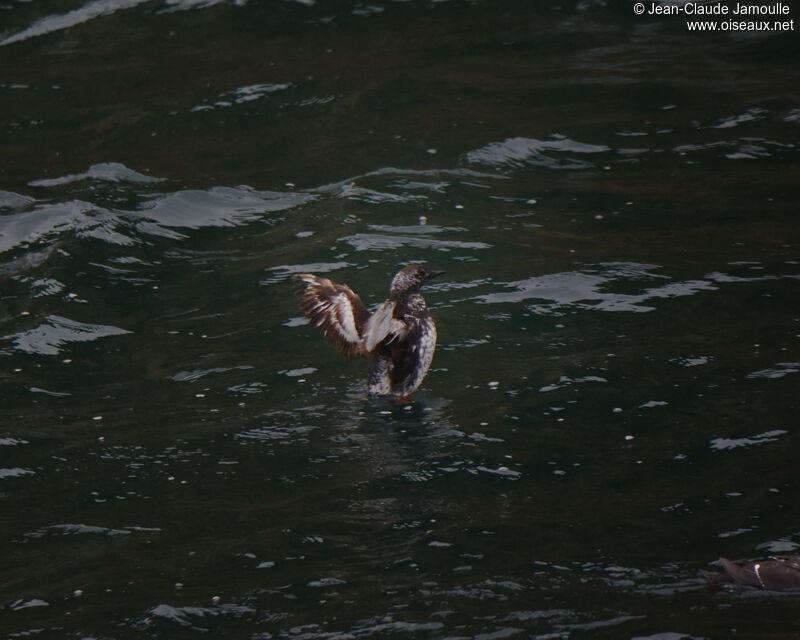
xmin=293 ymin=264 xmax=444 ymax=402
xmin=702 ymin=556 xmax=800 ymax=590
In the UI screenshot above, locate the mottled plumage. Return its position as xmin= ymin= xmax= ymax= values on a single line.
xmin=702 ymin=556 xmax=800 ymax=591
xmin=293 ymin=264 xmax=443 ymax=401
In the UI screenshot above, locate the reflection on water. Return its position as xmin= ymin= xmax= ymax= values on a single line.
xmin=2 ymin=0 xmax=800 ymax=638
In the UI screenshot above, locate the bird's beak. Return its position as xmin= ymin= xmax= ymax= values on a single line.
xmin=427 ymin=270 xmax=445 ymax=281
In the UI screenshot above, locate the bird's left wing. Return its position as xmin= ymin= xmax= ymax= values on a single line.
xmin=294 ymin=274 xmax=370 ymax=356
xmin=361 ymin=300 xmax=407 ymax=354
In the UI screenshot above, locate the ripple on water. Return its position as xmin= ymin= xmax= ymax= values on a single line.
xmin=334 ymin=183 xmax=429 ymax=204
xmin=0 ymin=467 xmax=35 ymax=479
xmin=0 ymin=1 xmax=244 ymax=47
xmin=190 ymin=82 xmax=292 ymax=112
xmin=135 ymin=186 xmax=316 ymax=234
xmin=674 ymin=137 xmax=794 ymax=162
xmin=312 ymin=166 xmax=505 ymax=197
xmin=169 ymin=365 xmax=255 ymax=382
xmin=280 ymin=367 xmax=316 ymax=378
xmin=538 ymin=375 xmax=608 ymax=393
xmin=260 ymin=261 xmax=354 ymax=285
xmin=0 ymin=1 xmax=151 ymax=46
xmin=278 ymin=619 xmax=444 ymax=639
xmin=746 ymin=362 xmax=800 ymax=380
xmin=471 ymin=263 xmax=735 ymax=313
xmin=757 ymin=537 xmax=800 ymax=554
xmin=4 ymin=314 xmax=131 ymax=356
xmin=227 ymin=381 xmax=268 ymax=395
xmin=28 ymin=162 xmax=164 ymax=187
xmin=699 ymin=107 xmax=770 ymax=130
xmin=139 ymin=603 xmax=256 ymax=632
xmin=20 ymin=523 xmax=161 ymax=540
xmin=670 ymin=355 xmax=711 ymax=367
xmin=2 ymin=169 xmax=319 ymax=254
xmin=0 ymin=200 xmax=137 ymax=252
xmin=235 ymin=407 xmax=323 ymax=445
xmin=709 ymin=429 xmax=787 ymax=451
xmin=9 ymin=598 xmax=50 ymax=612
xmin=466 ymin=135 xmax=612 ymax=171
xmin=339 ymin=231 xmax=491 ymax=252
xmin=0 ymin=189 xmax=34 ymax=209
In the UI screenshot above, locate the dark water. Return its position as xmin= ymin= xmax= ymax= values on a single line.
xmin=2 ymin=1 xmax=800 ymax=638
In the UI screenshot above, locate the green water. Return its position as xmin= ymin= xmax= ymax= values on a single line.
xmin=2 ymin=1 xmax=800 ymax=638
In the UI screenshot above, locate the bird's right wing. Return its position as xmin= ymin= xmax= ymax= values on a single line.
xmin=294 ymin=274 xmax=370 ymax=356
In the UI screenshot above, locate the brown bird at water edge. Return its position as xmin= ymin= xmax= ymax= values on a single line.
xmin=293 ymin=264 xmax=444 ymax=403
xmin=702 ymin=555 xmax=800 ymax=591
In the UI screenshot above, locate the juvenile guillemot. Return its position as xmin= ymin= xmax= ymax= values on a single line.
xmin=293 ymin=264 xmax=444 ymax=402
xmin=702 ymin=555 xmax=800 ymax=590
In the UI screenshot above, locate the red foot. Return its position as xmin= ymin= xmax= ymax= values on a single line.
xmin=396 ymin=394 xmax=413 ymax=404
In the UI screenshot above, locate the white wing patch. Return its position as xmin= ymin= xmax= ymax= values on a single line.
xmin=361 ymin=300 xmax=407 ymax=354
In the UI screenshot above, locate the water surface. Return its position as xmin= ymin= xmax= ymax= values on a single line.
xmin=2 ymin=1 xmax=800 ymax=638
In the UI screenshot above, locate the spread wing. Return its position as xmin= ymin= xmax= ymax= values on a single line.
xmin=361 ymin=300 xmax=408 ymax=354
xmin=293 ymin=274 xmax=370 ymax=356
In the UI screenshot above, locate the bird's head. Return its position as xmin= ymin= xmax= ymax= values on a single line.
xmin=390 ymin=264 xmax=445 ymax=295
